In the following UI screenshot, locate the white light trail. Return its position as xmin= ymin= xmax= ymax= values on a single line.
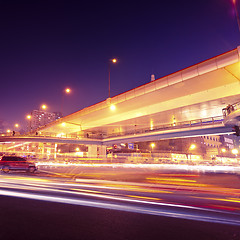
xmin=0 ymin=189 xmax=239 ymax=226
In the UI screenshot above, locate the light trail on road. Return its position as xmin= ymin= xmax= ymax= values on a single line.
xmin=0 ymin=173 xmax=240 ymax=226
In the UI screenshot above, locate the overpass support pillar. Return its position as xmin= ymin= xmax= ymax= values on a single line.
xmin=98 ymin=145 xmax=106 ymax=158
xmin=88 ymin=145 xmax=106 ymax=158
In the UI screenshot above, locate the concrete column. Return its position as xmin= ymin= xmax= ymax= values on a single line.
xmin=88 ymin=145 xmax=106 ymax=158
xmin=39 ymin=142 xmax=46 ymax=159
xmin=98 ymin=145 xmax=107 ymax=158
xmin=88 ymin=145 xmax=98 ymax=158
xmin=54 ymin=144 xmax=58 ymax=159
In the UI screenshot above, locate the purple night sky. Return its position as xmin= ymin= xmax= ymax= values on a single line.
xmin=0 ymin=0 xmax=239 ymax=130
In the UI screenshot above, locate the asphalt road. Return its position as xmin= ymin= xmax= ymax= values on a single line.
xmin=0 ymin=170 xmax=240 ymax=240
xmin=0 ymin=195 xmax=239 ymax=240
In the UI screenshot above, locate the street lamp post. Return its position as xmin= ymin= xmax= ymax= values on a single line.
xmin=108 ymin=58 xmax=117 ymax=99
xmin=26 ymin=114 xmax=32 ymax=132
xmin=61 ymin=88 xmax=71 ymax=116
xmin=233 ymin=0 xmax=240 ymax=33
xmin=14 ymin=123 xmax=19 ymax=136
xmin=40 ymin=104 xmax=48 ymax=126
xmin=150 ymin=143 xmax=155 ymax=158
xmin=188 ymin=144 xmax=196 ymax=162
xmin=221 ymin=148 xmax=226 ymax=164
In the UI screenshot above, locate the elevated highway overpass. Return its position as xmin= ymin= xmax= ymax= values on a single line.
xmin=1 ymin=46 xmax=240 ymax=158
xmin=37 ymin=46 xmax=240 ymax=139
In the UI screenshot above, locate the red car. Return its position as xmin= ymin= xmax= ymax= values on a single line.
xmin=0 ymin=156 xmax=37 ymax=173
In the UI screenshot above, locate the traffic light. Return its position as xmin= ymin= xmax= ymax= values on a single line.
xmin=233 ymin=125 xmax=240 ymax=136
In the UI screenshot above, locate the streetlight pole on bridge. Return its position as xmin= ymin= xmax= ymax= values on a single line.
xmin=233 ymin=0 xmax=240 ymax=33
xmin=61 ymin=88 xmax=71 ymax=117
xmin=108 ymin=58 xmax=117 ymax=99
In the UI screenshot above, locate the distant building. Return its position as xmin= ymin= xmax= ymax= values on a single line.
xmin=201 ymin=135 xmax=222 ymax=148
xmin=53 ymin=112 xmax=63 ymax=120
xmin=200 ymin=135 xmax=222 ymax=158
xmin=30 ymin=110 xmax=62 ymax=130
xmin=221 ymin=136 xmax=234 ymax=149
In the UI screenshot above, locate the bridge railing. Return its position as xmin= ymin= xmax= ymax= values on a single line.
xmin=107 ymin=116 xmax=224 ymax=138
xmin=5 ymin=116 xmax=224 ymax=140
xmin=21 ymin=131 xmax=104 ymax=140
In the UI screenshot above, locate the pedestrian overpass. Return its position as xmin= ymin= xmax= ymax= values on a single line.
xmin=0 ymin=116 xmax=233 ymax=145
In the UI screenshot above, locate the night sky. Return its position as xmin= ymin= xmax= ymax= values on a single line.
xmin=0 ymin=0 xmax=239 ymax=130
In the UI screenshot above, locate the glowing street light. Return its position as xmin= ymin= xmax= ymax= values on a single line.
xmin=189 ymin=144 xmax=196 ymax=150
xmin=61 ymin=87 xmax=71 ymax=116
xmin=14 ymin=123 xmax=19 ymax=134
xmin=110 ymin=104 xmax=116 ymax=111
xmin=188 ymin=143 xmax=197 ymax=161
xmin=150 ymin=143 xmax=155 ymax=151
xmin=150 ymin=143 xmax=155 ymax=148
xmin=26 ymin=114 xmax=32 ymax=132
xmin=41 ymin=104 xmax=47 ymax=110
xmin=65 ymin=88 xmax=71 ymax=93
xmin=221 ymin=148 xmax=226 ymax=153
xmin=150 ymin=143 xmax=155 ymax=157
xmin=221 ymin=148 xmax=227 ymax=153
xmin=232 ymin=148 xmax=239 ymax=155
xmin=108 ymin=58 xmax=117 ymax=99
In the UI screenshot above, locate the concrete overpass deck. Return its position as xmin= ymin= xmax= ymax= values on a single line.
xmin=35 ymin=46 xmax=240 ymax=138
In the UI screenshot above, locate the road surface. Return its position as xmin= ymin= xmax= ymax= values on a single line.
xmin=0 ymin=170 xmax=240 ymax=239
